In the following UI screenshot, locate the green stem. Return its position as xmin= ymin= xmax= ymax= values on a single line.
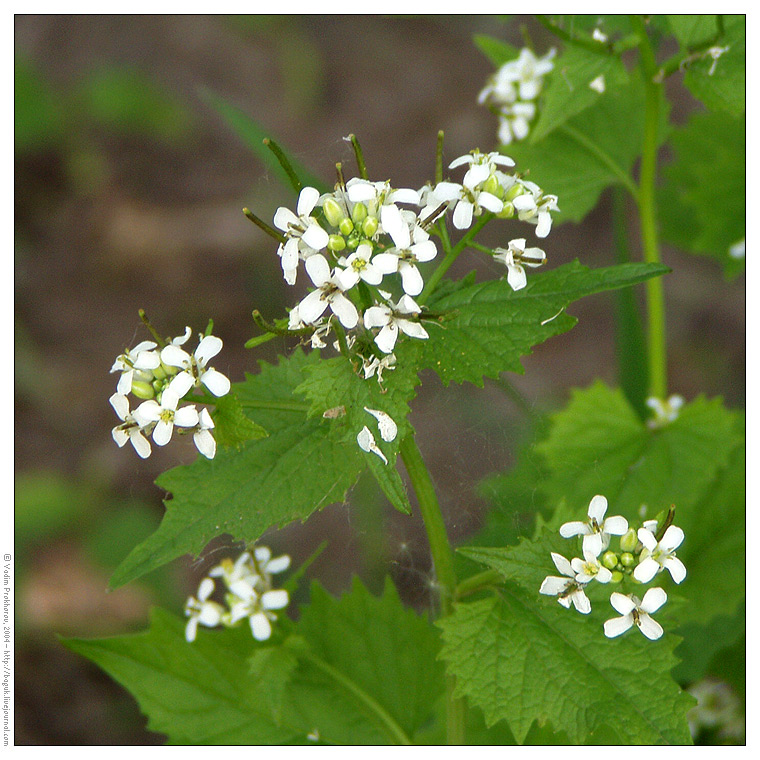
xmin=347 ymin=133 xmax=369 ymax=179
xmin=419 ymin=213 xmax=491 ymax=305
xmin=243 ymin=207 xmax=286 ymax=244
xmin=632 ymin=16 xmax=667 ymax=399
xmin=455 ymin=569 xmax=502 ymax=600
xmin=398 ymin=433 xmax=464 ymax=744
xmin=301 ymin=651 xmax=413 ymax=745
xmin=138 ymin=309 xmax=166 ymax=348
xmin=263 ymin=137 xmax=302 ymax=193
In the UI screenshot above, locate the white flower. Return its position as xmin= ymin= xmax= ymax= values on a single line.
xmin=646 ymin=394 xmax=684 ymax=429
xmin=160 ymin=335 xmax=231 ymax=398
xmin=362 ymin=352 xmax=396 ymax=382
xmin=209 ymin=551 xmax=260 ymax=599
xmin=109 ymin=393 xmax=152 ymax=459
xmin=570 ymin=547 xmax=613 ymax=584
xmin=253 ymin=545 xmax=291 ymax=578
xmin=364 ymin=294 xmax=429 ymax=353
xmin=297 ymin=254 xmax=359 ymax=329
xmin=512 ymin=181 xmax=559 ymax=238
xmin=480 ymin=48 xmax=556 ymax=104
xmin=493 ymin=238 xmax=546 ymax=291
xmin=357 ymin=425 xmax=388 ymax=465
xmin=448 ymin=150 xmax=516 ymax=188
xmin=559 ymin=495 xmax=629 ymax=557
xmin=134 ymin=384 xmax=199 ymax=446
xmin=604 ymin=588 xmax=667 ymax=640
xmin=539 ymin=552 xmax=591 ymax=614
xmin=273 ymin=186 xmax=330 ymax=284
xmin=193 ymin=407 xmax=217 ymax=459
xmin=589 ymin=74 xmax=606 ymax=93
xmin=497 ymin=101 xmax=537 ymax=144
xmin=184 ymin=577 xmax=225 ymax=642
xmin=110 ymin=340 xmax=160 ymax=395
xmin=433 ymin=179 xmax=504 ymax=230
xmin=592 ymin=28 xmax=609 ymax=43
xmin=345 ymin=178 xmax=420 ymax=208
xmin=634 ymin=525 xmax=686 ymax=584
xmin=363 ymin=407 xmax=398 ymax=442
xmin=687 ymin=678 xmax=745 ymax=741
xmin=227 ymin=586 xmax=290 ymax=642
xmin=336 ymin=242 xmax=383 ymax=290
xmin=729 ymin=238 xmax=745 ymax=260
xmin=372 ymin=207 xmax=438 ymax=295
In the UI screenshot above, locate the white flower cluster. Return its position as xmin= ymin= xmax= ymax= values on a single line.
xmin=109 ymin=327 xmax=230 ymax=460
xmin=478 ymin=47 xmax=556 ymax=145
xmin=646 ymin=394 xmax=684 ymax=429
xmin=540 ymin=495 xmax=687 ymax=641
xmin=184 ymin=546 xmax=290 ymax=643
xmin=687 ymin=678 xmax=745 ymax=742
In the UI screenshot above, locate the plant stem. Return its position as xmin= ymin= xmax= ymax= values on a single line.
xmin=632 ymin=16 xmax=667 ymax=399
xmin=455 ymin=569 xmax=503 ymax=599
xmin=398 ymin=433 xmax=464 ymax=744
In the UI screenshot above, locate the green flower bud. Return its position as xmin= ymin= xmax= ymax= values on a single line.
xmin=351 ymin=202 xmax=368 ymax=223
xmin=328 ymin=234 xmax=346 ymax=252
xmin=610 ymin=571 xmax=624 ymax=584
xmin=131 ymin=380 xmax=155 ymax=400
xmin=620 ymin=552 xmax=635 ymax=568
xmin=496 ymin=202 xmax=515 ymax=219
xmin=152 ymin=364 xmax=168 ymax=381
xmin=346 ymin=235 xmax=360 ymax=250
xmin=619 ymin=528 xmax=638 ymax=553
xmin=339 ymin=217 xmax=355 ymax=236
xmin=483 ymin=174 xmax=500 ymax=196
xmin=323 ymin=198 xmax=345 ymax=228
xmin=362 ymin=216 xmax=379 ymax=237
xmin=505 ymin=183 xmax=524 ymax=202
xmin=602 ymin=551 xmax=618 ymax=570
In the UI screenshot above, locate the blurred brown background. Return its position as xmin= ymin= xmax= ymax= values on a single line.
xmin=14 ymin=15 xmax=744 ymax=744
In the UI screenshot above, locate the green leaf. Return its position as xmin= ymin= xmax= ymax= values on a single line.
xmin=62 ymin=608 xmax=303 ymax=744
xmin=200 ymin=88 xmax=329 ymax=193
xmin=211 ymin=392 xmax=268 ymax=448
xmin=402 ymin=260 xmax=667 ymax=387
xmin=530 ymin=45 xmax=629 ymax=143
xmin=443 ymin=531 xmax=694 ymax=744
xmin=659 ymin=110 xmax=745 ymax=277
xmin=110 ymin=350 xmax=365 ymax=589
xmin=473 ymin=35 xmax=520 ymax=67
xmin=682 ymin=15 xmax=745 ymax=117
xmin=667 ymin=15 xmax=720 ymax=48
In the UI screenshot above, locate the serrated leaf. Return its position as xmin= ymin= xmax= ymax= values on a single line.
xmin=400 ymin=261 xmax=667 ymax=387
xmin=294 ymin=354 xmax=420 ymax=514
xmin=62 ymin=608 xmax=303 ymax=744
xmin=682 ymin=15 xmax=745 ymax=117
xmin=211 ymin=392 xmax=268 ymax=448
xmin=473 ymin=35 xmax=520 ymax=67
xmin=110 ymin=350 xmax=365 ymax=589
xmin=200 ymin=88 xmax=329 ymax=193
xmin=660 ymin=110 xmax=745 ymax=277
xmin=667 ymin=15 xmax=719 ymax=48
xmin=443 ymin=531 xmax=694 ymax=744
xmin=530 ymin=45 xmax=629 ymax=142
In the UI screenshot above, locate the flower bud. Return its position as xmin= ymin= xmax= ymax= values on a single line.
xmin=131 ymin=380 xmax=155 ymax=400
xmin=620 ymin=528 xmax=638 ymax=553
xmin=339 ymin=217 xmax=355 ymax=236
xmin=505 ymin=183 xmax=524 ymax=202
xmin=610 ymin=571 xmax=624 ymax=584
xmin=362 ymin=216 xmax=379 ymax=238
xmin=620 ymin=552 xmax=635 ymax=568
xmin=328 ymin=234 xmax=346 ymax=252
xmin=496 ymin=202 xmax=515 ymax=219
xmin=152 ymin=364 xmax=168 ymax=381
xmin=351 ymin=202 xmax=368 ymax=223
xmin=483 ymin=174 xmax=500 ymax=196
xmin=602 ymin=551 xmax=618 ymax=570
xmin=323 ymin=198 xmax=345 ymax=228
xmin=346 ymin=235 xmax=360 ymax=250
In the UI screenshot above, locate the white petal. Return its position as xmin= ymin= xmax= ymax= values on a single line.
xmin=357 ymin=426 xmax=375 ymax=453
xmin=375 ymin=323 xmax=399 ymax=354
xmin=194 ymin=429 xmax=216 ymax=459
xmin=372 ymin=252 xmax=400 ymax=275
xmin=397 ymin=319 xmax=428 ymax=341
xmin=298 ymin=290 xmax=329 ymax=324
xmin=201 ymin=368 xmax=231 ymax=397
xmin=609 ymin=592 xmax=636 ymax=615
xmin=637 ymin=527 xmax=658 ymax=551
xmin=463 ymin=163 xmax=489 ymax=190
xmin=171 ymin=327 xmax=192 ymax=346
xmin=161 ymin=344 xmax=191 ymax=369
xmin=506 ymin=263 xmax=527 ymax=291
xmin=360 ymin=263 xmax=384 ymax=286
xmin=477 ymin=191 xmax=504 ymax=214
xmin=448 ymin=155 xmax=472 ymax=170
xmin=133 ymin=350 xmax=160 ymax=370
xmin=559 ymin=521 xmax=587 ymax=538
xmin=261 ymin=590 xmax=289 ymax=610
xmin=557 ymin=596 xmax=572 ymax=609
xmin=273 ymin=206 xmax=299 ymax=232
xmin=197 ymin=577 xmax=215 ymax=601
xmin=185 ymin=617 xmax=199 ymax=642
xmin=588 ymin=495 xmax=608 ymax=521
xmin=249 ymin=612 xmax=272 ymax=641
xmin=129 ymin=430 xmax=152 ymax=459
xmin=346 ymin=181 xmax=376 ymax=202
xmin=337 ymin=267 xmax=360 ymax=291
xmin=595 ymin=566 xmax=612 ymax=584
xmin=432 ymin=182 xmax=463 ymax=202
xmin=116 ymin=369 xmax=134 ymax=396
xmin=660 ymin=525 xmax=685 ymax=552
xmin=640 ymin=587 xmax=668 ymax=614
xmin=539 ymin=576 xmax=569 ymax=596
xmin=297 ymin=186 xmax=320 ymax=217
xmin=134 ymin=400 xmax=161 ymax=424
xmin=302 ymin=222 xmax=329 ymax=251
xmin=195 ymin=335 xmax=223 ymax=364
xmin=153 ymin=420 xmax=174 ymax=446
xmin=571 ymin=589 xmax=591 ymax=614
xmin=364 ymin=305 xmax=391 ymax=329
xmin=329 ymin=293 xmax=359 ymax=329
xmin=109 ymin=393 xmax=130 ymax=421
xmin=167 ymin=371 xmax=195 ymax=399
xmin=305 ymin=254 xmax=331 ymax=287
xmin=198 ymin=603 xmax=222 ymax=627
xmin=399 ymin=262 xmax=424 ymax=296
xmin=536 ymin=211 xmax=552 ymax=238
xmin=265 ymin=555 xmax=291 ymax=574
xmin=381 ymin=204 xmax=410 ymax=249
xmin=452 ymin=200 xmax=473 ymax=230
xmin=637 ymin=613 xmax=664 ymax=640
xmin=410 ymin=240 xmax=437 ymax=263
xmin=280 ymin=238 xmax=299 ymax=271
xmin=663 ymin=556 xmax=686 ymax=584
xmin=604 ymin=614 xmax=633 ymax=638
xmin=512 ymin=194 xmax=536 ymax=213
xmin=492 ymin=154 xmax=515 ymax=168
xmin=389 ymin=188 xmax=421 ymax=205
xmin=112 ymin=427 xmax=129 ymax=447
xmin=602 ymin=515 xmax=629 ymax=535
xmin=550 ymin=552 xmax=574 ymax=578
xmin=633 ymin=557 xmax=659 ymax=583
xmin=396 ymin=295 xmax=421 ymax=315
xmin=364 ymin=407 xmax=397 ymax=442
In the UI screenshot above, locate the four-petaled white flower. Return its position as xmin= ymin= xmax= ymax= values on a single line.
xmin=110 ymin=340 xmax=160 ymax=395
xmin=493 ymin=238 xmax=546 ymax=291
xmin=560 ymin=495 xmax=629 ymax=556
xmin=297 ymin=254 xmax=359 ymax=329
xmin=448 ymin=150 xmax=516 ymax=190
xmin=227 ymin=585 xmax=290 ymax=642
xmin=499 ymin=47 xmax=556 ymax=101
xmin=634 ymin=525 xmax=686 ymax=584
xmin=161 ymin=335 xmax=231 ymax=398
xmin=345 ymin=178 xmax=420 ymax=208
xmin=571 ymin=547 xmax=613 ymax=584
xmin=539 ymin=552 xmax=591 ymax=614
xmin=604 ymin=588 xmax=667 ymax=640
xmin=646 ymin=394 xmax=684 ymax=429
xmin=184 ymin=578 xmax=225 ymax=643
xmin=109 ymin=393 xmax=152 ymax=459
xmin=336 ymin=242 xmax=383 ymax=290
xmin=273 ymin=186 xmax=330 ymax=284
xmin=193 ymin=407 xmax=217 ymax=459
xmin=497 ymin=101 xmax=537 ymax=145
xmin=357 ymin=425 xmax=388 ymax=465
xmin=363 ymin=294 xmax=429 ymax=353
xmin=134 ymin=383 xmax=199 ymax=446
xmin=512 ymin=181 xmax=559 ymax=238
xmin=434 ymin=178 xmax=504 ymax=231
